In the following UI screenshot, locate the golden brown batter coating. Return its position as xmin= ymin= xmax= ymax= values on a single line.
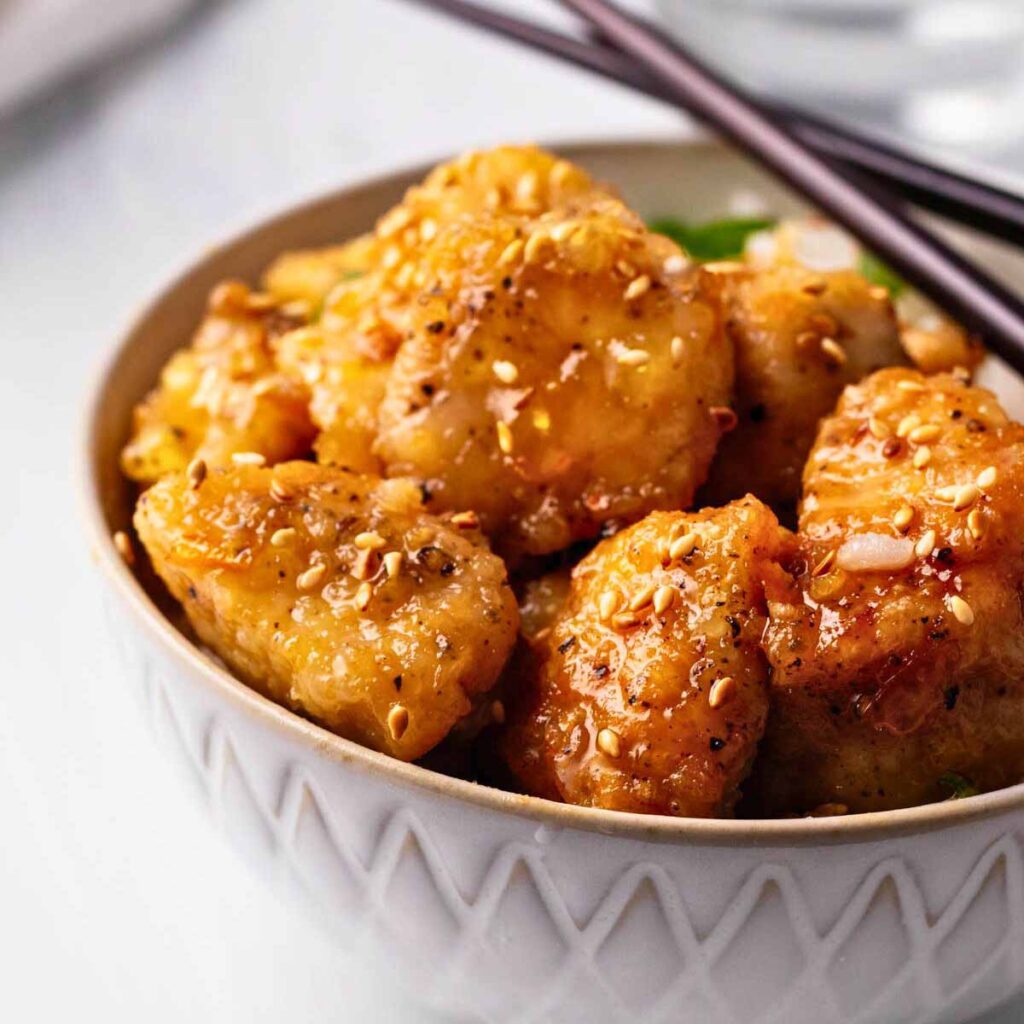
xmin=502 ymin=498 xmax=789 ymax=816
xmin=702 ymin=264 xmax=905 ymax=509
xmin=121 ymin=282 xmax=315 ymax=485
xmin=753 ymin=368 xmax=1024 ymax=813
xmin=134 ymin=462 xmax=519 ymax=761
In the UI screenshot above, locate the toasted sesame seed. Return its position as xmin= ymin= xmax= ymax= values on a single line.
xmin=596 ymin=727 xmax=622 ymax=758
xmin=387 ymin=704 xmax=409 ymax=741
xmin=869 ymin=285 xmax=890 ymax=301
xmin=953 ymin=483 xmax=980 ymax=511
xmin=977 ymin=465 xmax=998 ymax=489
xmin=616 ymin=260 xmax=636 ymax=278
xmin=355 ymin=581 xmax=373 ymax=611
xmin=270 ymin=478 xmax=295 ymax=503
xmin=270 ymin=527 xmax=297 ymax=547
xmin=419 ymin=218 xmax=438 ymax=242
xmin=351 ymin=548 xmax=376 ymax=581
xmin=796 ymin=331 xmax=819 ymax=350
xmin=868 ymin=417 xmax=888 ymax=440
xmin=451 ymin=511 xmax=480 ymax=530
xmin=935 ymin=485 xmax=959 ymax=502
xmin=491 ymin=700 xmax=506 ymax=725
xmin=670 ymin=336 xmax=685 ymax=362
xmin=383 ymin=551 xmax=403 ymax=578
xmin=896 ymin=415 xmax=921 ymax=439
xmin=113 ymin=530 xmax=134 ymax=565
xmin=354 ymin=531 xmax=387 ymax=550
xmin=897 ymin=379 xmax=926 ymax=392
xmin=498 ymin=238 xmax=524 ymax=266
xmin=493 ymin=360 xmax=519 ymax=384
xmin=915 ymin=530 xmax=937 ymax=559
xmin=908 ymin=424 xmax=941 ymax=445
xmin=624 ymin=274 xmax=652 ymax=301
xmin=186 ymin=457 xmax=207 ymax=490
xmin=516 ymin=170 xmax=540 ymax=204
xmin=378 ymin=206 xmax=412 ymax=239
xmin=948 ymin=595 xmax=974 ymax=626
xmin=496 ymin=420 xmax=514 ymax=454
xmin=670 ymin=532 xmax=699 ymax=560
xmin=967 ymin=509 xmax=985 ymax=540
xmin=653 ymin=585 xmax=676 ymax=615
xmin=612 ymin=612 xmax=640 ymax=630
xmin=532 ymin=408 xmax=551 ymax=432
xmin=812 ymin=550 xmax=836 ymax=577
xmin=913 ymin=447 xmax=932 ymax=469
xmin=629 ymin=583 xmax=657 ymax=612
xmin=820 ymin=337 xmax=847 ymax=366
xmin=711 ymin=406 xmax=738 ymax=432
xmin=598 ymin=591 xmax=621 ymax=622
xmin=615 ymin=347 xmax=651 ymax=367
xmin=297 ymin=563 xmax=327 ymax=591
xmin=809 ymin=802 xmax=850 ymax=818
xmin=709 ymin=676 xmax=735 ymax=709
xmin=232 ymin=451 xmax=266 ymax=466
xmin=802 ymin=278 xmax=828 ymax=296
xmin=893 ymin=505 xmax=915 ymax=532
xmin=549 ymin=221 xmax=576 ymax=243
xmin=882 ymin=437 xmax=902 ymax=459
xmin=523 ymin=231 xmax=552 ymax=263
xmin=549 ymin=160 xmax=573 ymax=187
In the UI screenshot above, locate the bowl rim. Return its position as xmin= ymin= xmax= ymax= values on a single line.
xmin=79 ymin=135 xmax=1024 ymax=848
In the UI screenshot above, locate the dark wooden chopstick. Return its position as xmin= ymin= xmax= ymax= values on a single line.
xmin=555 ymin=0 xmax=1024 ymax=372
xmin=402 ymin=0 xmax=1024 ymax=246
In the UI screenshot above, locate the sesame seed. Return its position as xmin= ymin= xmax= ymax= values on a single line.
xmin=383 ymin=551 xmax=403 ymax=578
xmin=186 ymin=457 xmax=207 ymax=490
xmin=270 ymin=479 xmax=295 ymax=503
xmin=653 ymin=585 xmax=675 ymax=615
xmin=596 ymin=727 xmax=622 ymax=758
xmin=976 ymin=465 xmax=998 ymax=489
xmin=419 ymin=218 xmax=438 ymax=242
xmin=935 ymin=485 xmax=959 ymax=502
xmin=616 ymin=260 xmax=636 ymax=278
xmin=232 ymin=451 xmax=266 ymax=466
xmin=670 ymin=336 xmax=685 ymax=362
xmin=868 ymin=417 xmax=888 ymax=440
xmin=612 ymin=612 xmax=640 ymax=630
xmin=549 ymin=221 xmax=576 ymax=243
xmin=354 ymin=531 xmax=387 ymax=550
xmin=882 ymin=438 xmax=902 ymax=459
xmin=809 ymin=802 xmax=850 ymax=818
xmin=355 ymin=581 xmax=373 ymax=611
xmin=908 ymin=424 xmax=941 ymax=445
xmin=498 ymin=238 xmax=524 ymax=267
xmin=669 ymin=532 xmax=698 ymax=560
xmin=624 ymin=275 xmax=652 ymax=301
xmin=598 ymin=591 xmax=621 ymax=622
xmin=869 ymin=286 xmax=890 ymax=301
xmin=496 ymin=420 xmax=514 ymax=454
xmin=451 ymin=511 xmax=480 ymax=530
xmin=549 ymin=160 xmax=573 ymax=187
xmin=664 ymin=254 xmax=688 ymax=274
xmin=493 ymin=360 xmax=519 ymax=384
xmin=378 ymin=206 xmax=412 ymax=239
xmin=897 ymin=379 xmax=926 ymax=393
xmin=532 ymin=408 xmax=551 ymax=432
xmin=710 ymin=406 xmax=738 ymax=432
xmin=615 ymin=347 xmax=650 ymax=367
xmin=113 ymin=530 xmax=134 ymax=565
xmin=796 ymin=331 xmax=819 ymax=350
xmin=523 ymin=231 xmax=552 ymax=263
xmin=709 ymin=676 xmax=735 ymax=709
xmin=915 ymin=530 xmax=937 ymax=559
xmin=629 ymin=583 xmax=657 ymax=612
xmin=948 ymin=595 xmax=974 ymax=626
xmin=491 ymin=700 xmax=506 ymax=725
xmin=516 ymin=170 xmax=540 ymax=204
xmin=270 ymin=527 xmax=297 ymax=547
xmin=913 ymin=447 xmax=932 ymax=469
xmin=893 ymin=505 xmax=915 ymax=532
xmin=387 ymin=704 xmax=409 ymax=741
xmin=953 ymin=483 xmax=980 ymax=511
xmin=351 ymin=548 xmax=376 ymax=581
xmin=812 ymin=550 xmax=836 ymax=577
xmin=967 ymin=509 xmax=985 ymax=540
xmin=297 ymin=563 xmax=327 ymax=591
xmin=802 ymin=277 xmax=828 ymax=295
xmin=820 ymin=337 xmax=847 ymax=366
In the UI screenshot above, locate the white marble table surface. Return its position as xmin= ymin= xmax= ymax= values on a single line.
xmin=0 ymin=1 xmax=1019 ymax=1020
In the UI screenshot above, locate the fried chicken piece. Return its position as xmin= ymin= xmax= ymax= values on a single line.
xmin=375 ymin=203 xmax=731 ymax=560
xmin=502 ymin=498 xmax=788 ymax=816
xmin=752 ymin=368 xmax=1024 ymax=814
xmin=134 ymin=462 xmax=519 ymax=760
xmin=701 ymin=264 xmax=905 ymax=509
xmin=270 ymin=146 xmax=604 ymax=474
xmin=120 ymin=282 xmax=315 ymax=485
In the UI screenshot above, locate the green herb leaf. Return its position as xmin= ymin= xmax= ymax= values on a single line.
xmin=938 ymin=771 xmax=979 ymax=800
xmin=858 ymin=252 xmax=905 ymax=297
xmin=648 ymin=216 xmax=776 ymax=262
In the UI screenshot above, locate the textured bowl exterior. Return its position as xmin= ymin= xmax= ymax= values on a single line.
xmin=85 ymin=140 xmax=1024 ymax=1024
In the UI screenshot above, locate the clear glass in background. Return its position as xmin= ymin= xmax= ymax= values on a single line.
xmin=654 ymin=0 xmax=1024 ymax=170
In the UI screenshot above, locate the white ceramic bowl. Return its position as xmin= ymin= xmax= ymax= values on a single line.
xmin=82 ymin=140 xmax=1024 ymax=1024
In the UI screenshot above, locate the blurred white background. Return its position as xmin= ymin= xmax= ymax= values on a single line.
xmin=0 ymin=1 xmax=1020 ymax=1021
